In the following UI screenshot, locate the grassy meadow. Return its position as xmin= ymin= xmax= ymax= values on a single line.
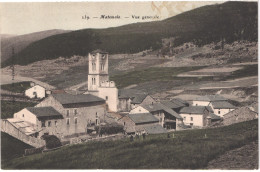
xmin=110 ymin=66 xmax=210 ymax=88
xmin=1 ymin=81 xmax=31 ymax=93
xmin=2 ymin=119 xmax=258 ymax=169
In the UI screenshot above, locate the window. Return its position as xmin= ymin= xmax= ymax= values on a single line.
xmin=66 ymin=118 xmax=70 ymax=125
xmin=183 ymin=117 xmax=186 ymax=121
xmin=124 ymin=122 xmax=126 ymax=126
xmin=96 ymin=112 xmax=98 ymax=117
xmin=74 ymin=117 xmax=78 ymax=124
xmin=74 ymin=109 xmax=77 ymax=115
xmin=48 ymin=121 xmax=51 ymax=127
xmin=55 ymin=121 xmax=57 ymax=126
xmin=196 ymin=104 xmax=198 ymax=106
xmin=106 ymin=96 xmax=108 ymax=101
xmin=96 ymin=119 xmax=98 ymax=125
xmin=92 ymin=62 xmax=96 ymax=71
xmin=190 ymin=117 xmax=193 ymax=121
xmin=66 ymin=110 xmax=69 ymax=117
xmin=190 ymin=123 xmax=193 ymax=126
xmin=92 ymin=78 xmax=96 ymax=85
xmin=41 ymin=121 xmax=45 ymax=127
xmin=218 ymin=110 xmax=221 ymax=114
xmin=22 ymin=114 xmax=24 ymax=117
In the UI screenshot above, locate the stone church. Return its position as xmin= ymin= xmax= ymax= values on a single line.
xmin=85 ymin=49 xmax=155 ymax=113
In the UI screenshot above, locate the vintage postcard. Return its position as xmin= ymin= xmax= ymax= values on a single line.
xmin=0 ymin=1 xmax=258 ymax=169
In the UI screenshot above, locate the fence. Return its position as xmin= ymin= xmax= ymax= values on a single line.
xmin=24 ymin=147 xmax=44 ymax=156
xmin=69 ymin=133 xmax=126 ymax=145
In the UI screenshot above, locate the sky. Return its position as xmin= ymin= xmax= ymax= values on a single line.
xmin=0 ymin=1 xmax=224 ymax=35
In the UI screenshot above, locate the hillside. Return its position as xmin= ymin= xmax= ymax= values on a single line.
xmin=2 ymin=119 xmax=258 ymax=169
xmin=2 ymin=1 xmax=257 ymax=67
xmin=1 ymin=29 xmax=71 ymax=63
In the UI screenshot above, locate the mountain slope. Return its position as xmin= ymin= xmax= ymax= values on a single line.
xmin=1 ymin=29 xmax=71 ymax=63
xmin=2 ymin=1 xmax=257 ymax=67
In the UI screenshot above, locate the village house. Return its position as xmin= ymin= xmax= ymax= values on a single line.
xmin=13 ymin=106 xmax=64 ymax=138
xmin=192 ymin=95 xmax=235 ymax=117
xmin=25 ymin=82 xmax=53 ymax=99
xmin=223 ymin=107 xmax=258 ymax=126
xmin=35 ymin=93 xmax=106 ymax=138
xmin=130 ymin=100 xmax=185 ymax=130
xmin=179 ymin=106 xmax=212 ymax=127
xmin=119 ymin=113 xmax=166 ymax=135
xmin=118 ymin=89 xmax=155 ymax=112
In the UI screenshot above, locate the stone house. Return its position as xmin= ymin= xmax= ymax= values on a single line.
xmin=25 ymin=84 xmax=47 ymax=99
xmin=119 ymin=113 xmax=165 ymax=135
xmin=192 ymin=95 xmax=236 ymax=117
xmin=130 ymin=101 xmax=184 ymax=130
xmin=223 ymin=107 xmax=258 ymax=126
xmin=118 ymin=89 xmax=155 ymax=112
xmin=179 ymin=106 xmax=211 ymax=127
xmin=13 ymin=106 xmax=63 ymax=138
xmin=36 ymin=93 xmax=106 ymax=138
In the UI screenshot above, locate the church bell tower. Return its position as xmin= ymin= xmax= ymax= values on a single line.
xmin=88 ymin=49 xmax=109 ymax=95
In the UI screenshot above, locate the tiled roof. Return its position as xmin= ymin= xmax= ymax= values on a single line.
xmin=144 ymin=125 xmax=167 ymax=134
xmin=180 ymin=106 xmax=208 ymax=114
xmin=209 ymin=113 xmax=221 ymax=120
xmin=161 ymin=100 xmax=181 ymax=109
xmin=194 ymin=95 xmax=227 ymax=102
xmin=26 ymin=107 xmax=63 ymax=120
xmin=171 ymin=98 xmax=189 ymax=106
xmin=52 ymin=93 xmax=105 ymax=105
xmin=131 ymin=94 xmax=148 ymax=104
xmin=142 ymin=102 xmax=182 ymax=119
xmin=142 ymin=103 xmax=164 ymax=112
xmin=128 ymin=113 xmax=159 ymax=124
xmin=211 ymin=101 xmax=236 ymax=109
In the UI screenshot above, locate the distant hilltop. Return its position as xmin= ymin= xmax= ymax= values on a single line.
xmin=2 ymin=1 xmax=257 ymax=67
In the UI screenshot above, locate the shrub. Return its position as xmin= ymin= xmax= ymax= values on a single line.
xmin=41 ymin=135 xmax=62 ymax=149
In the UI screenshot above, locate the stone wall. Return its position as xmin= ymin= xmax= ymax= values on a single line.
xmin=36 ymin=95 xmax=106 ymax=138
xmin=1 ymin=119 xmax=45 ymax=148
xmin=223 ymin=107 xmax=258 ymax=126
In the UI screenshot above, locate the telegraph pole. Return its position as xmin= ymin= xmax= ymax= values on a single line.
xmin=11 ymin=47 xmax=15 ymax=115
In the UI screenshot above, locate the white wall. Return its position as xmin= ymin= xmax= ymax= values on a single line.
xmin=192 ymin=101 xmax=210 ymax=106
xmin=25 ymin=85 xmax=46 ymax=99
xmin=212 ymin=108 xmax=234 ymax=118
xmin=129 ymin=106 xmax=149 ymax=114
xmin=98 ymin=86 xmax=118 ymax=112
xmin=14 ymin=108 xmax=37 ymax=125
xmin=180 ymin=113 xmax=204 ymax=127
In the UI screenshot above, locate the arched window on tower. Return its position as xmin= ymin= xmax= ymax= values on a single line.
xmin=92 ymin=62 xmax=96 ymax=71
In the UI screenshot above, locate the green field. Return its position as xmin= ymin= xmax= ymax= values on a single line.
xmin=2 ymin=119 xmax=258 ymax=169
xmin=1 ymin=100 xmax=37 ymax=119
xmin=1 ymin=81 xmax=31 ymax=93
xmin=110 ymin=66 xmax=210 ymax=88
